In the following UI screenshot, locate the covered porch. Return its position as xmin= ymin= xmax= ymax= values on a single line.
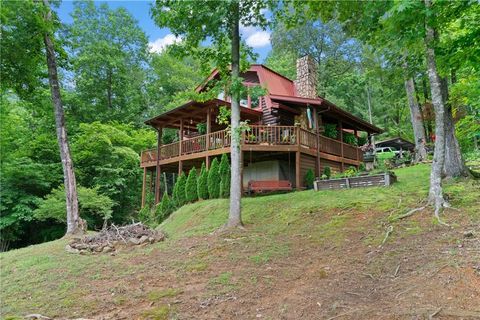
xmin=141 ymin=97 xmax=382 ymax=206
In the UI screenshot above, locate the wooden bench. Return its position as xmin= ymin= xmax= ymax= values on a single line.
xmin=247 ymin=180 xmax=293 ymax=194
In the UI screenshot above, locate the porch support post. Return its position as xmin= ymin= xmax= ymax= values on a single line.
xmin=206 ymin=106 xmax=211 ymax=168
xmin=141 ymin=167 xmax=147 ymax=208
xmin=354 ymin=129 xmax=360 ymax=162
xmin=314 ymin=109 xmax=320 ymax=177
xmin=296 ymin=150 xmax=301 ymax=190
xmin=338 ymin=120 xmax=344 ymax=171
xmin=155 ymin=127 xmax=163 ymax=204
xmin=178 ymin=119 xmax=183 ymax=175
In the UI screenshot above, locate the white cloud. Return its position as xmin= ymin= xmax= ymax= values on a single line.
xmin=149 ymin=34 xmax=181 ymax=53
xmin=245 ymin=30 xmax=270 ymax=48
xmin=240 ymin=25 xmax=257 ymax=37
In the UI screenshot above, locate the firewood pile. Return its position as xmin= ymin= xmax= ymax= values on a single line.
xmin=65 ymin=222 xmax=165 ymax=254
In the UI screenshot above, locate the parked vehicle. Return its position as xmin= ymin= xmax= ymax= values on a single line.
xmin=375 ymin=147 xmax=400 ymax=156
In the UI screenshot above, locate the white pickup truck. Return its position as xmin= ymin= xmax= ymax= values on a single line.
xmin=375 ymin=147 xmax=400 ymax=156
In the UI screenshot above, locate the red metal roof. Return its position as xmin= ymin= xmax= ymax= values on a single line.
xmin=160 ymin=64 xmax=383 ymax=133
xmin=251 ymin=65 xmax=295 ymax=96
xmin=196 ymin=64 xmax=296 ymax=96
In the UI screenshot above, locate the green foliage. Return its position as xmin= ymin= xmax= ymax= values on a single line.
xmin=185 ymin=168 xmax=199 ymax=203
xmin=358 ymin=135 xmax=368 ymax=146
xmin=377 ymin=152 xmax=396 ymax=161
xmin=67 ymin=1 xmax=149 ymax=124
xmin=197 ymin=162 xmax=209 ymax=200
xmin=138 ymin=205 xmax=154 ymax=226
xmin=219 ymin=154 xmax=231 ymax=198
xmin=173 ymin=172 xmax=187 ymax=207
xmin=151 ymin=0 xmax=270 ymax=73
xmin=34 ymin=187 xmax=113 ymax=229
xmin=207 ymin=158 xmax=220 ymax=199
xmin=216 ymin=106 xmax=231 ymax=126
xmin=265 ymin=50 xmax=297 ymax=80
xmin=343 ymin=166 xmax=358 ymax=178
xmin=0 ymin=1 xmax=50 ymax=98
xmin=323 ymin=166 xmax=332 ymax=179
xmin=196 ymin=123 xmax=207 ymax=135
xmin=148 ymin=50 xmax=204 ymax=115
xmin=323 ymin=124 xmax=338 ymax=139
xmin=269 ymin=19 xmax=361 ymax=98
xmin=343 ymin=132 xmax=358 ymax=146
xmin=72 ymin=122 xmax=156 ymax=223
xmin=304 ymin=169 xmax=315 ymax=189
xmin=359 ymin=162 xmax=366 ymax=172
xmin=156 ymin=193 xmax=173 ymax=223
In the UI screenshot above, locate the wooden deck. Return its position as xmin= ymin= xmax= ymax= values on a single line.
xmin=140 ymin=125 xmax=363 ymax=168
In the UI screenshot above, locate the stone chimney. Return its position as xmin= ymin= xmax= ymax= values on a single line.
xmin=294 ymin=55 xmax=317 ymax=99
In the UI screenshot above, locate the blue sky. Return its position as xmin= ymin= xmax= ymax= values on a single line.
xmin=57 ymin=1 xmax=272 ymax=62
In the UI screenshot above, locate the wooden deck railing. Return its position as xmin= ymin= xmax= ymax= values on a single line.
xmin=299 ymin=128 xmax=317 ymax=149
xmin=141 ymin=125 xmax=363 ymax=165
xmin=319 ymin=135 xmax=342 ymax=156
xmin=245 ymin=125 xmax=297 ymax=145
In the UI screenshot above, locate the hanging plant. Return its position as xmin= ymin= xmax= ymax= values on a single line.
xmin=323 ymin=123 xmax=338 ymax=139
xmin=196 ymin=122 xmax=207 ymax=135
xmin=343 ymin=132 xmax=358 ymax=145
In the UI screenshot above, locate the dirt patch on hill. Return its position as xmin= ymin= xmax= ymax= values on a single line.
xmin=67 ymin=209 xmax=480 ymax=320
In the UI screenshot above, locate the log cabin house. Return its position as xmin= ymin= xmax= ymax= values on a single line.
xmin=140 ymin=56 xmax=382 ymax=205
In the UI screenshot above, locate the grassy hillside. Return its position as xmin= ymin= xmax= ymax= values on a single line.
xmin=161 ymin=164 xmax=478 ymax=238
xmin=1 ymin=164 xmax=479 ymax=319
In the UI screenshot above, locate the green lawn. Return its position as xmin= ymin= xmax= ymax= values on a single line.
xmin=1 ymin=164 xmax=479 ymax=319
xmin=160 ymin=164 xmax=479 ymax=239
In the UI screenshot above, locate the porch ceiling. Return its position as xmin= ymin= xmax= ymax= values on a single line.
xmin=145 ymin=98 xmax=263 ymax=130
xmin=269 ymin=94 xmax=383 ymax=134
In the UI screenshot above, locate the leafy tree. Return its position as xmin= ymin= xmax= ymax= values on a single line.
xmin=151 ymin=0 xmax=272 ymax=227
xmin=67 ymin=1 xmax=149 ymax=124
xmin=322 ymin=166 xmax=331 ymax=179
xmin=219 ymin=154 xmax=231 ymax=198
xmin=0 ymin=94 xmax=64 ymax=248
xmin=1 ymin=0 xmax=84 ymax=235
xmin=343 ymin=133 xmax=357 ymax=146
xmin=290 ymin=0 xmax=478 ymax=221
xmin=156 ymin=192 xmax=173 ymax=223
xmin=147 ymin=50 xmax=205 ymax=116
xmin=71 ymin=122 xmax=155 ymax=222
xmin=185 ymin=167 xmax=199 ymax=203
xmin=403 ymin=67 xmax=428 ymax=162
xmin=197 ymin=162 xmax=209 ymax=200
xmin=0 ymin=1 xmax=46 ymax=97
xmin=207 ymin=158 xmax=220 ymax=199
xmin=304 ymin=169 xmax=315 ymax=189
xmin=172 ymin=172 xmax=187 ymax=207
xmin=34 ymin=187 xmax=113 ymax=230
xmin=267 ymin=12 xmax=409 ymax=138
xmin=270 ymin=19 xmax=361 ymax=98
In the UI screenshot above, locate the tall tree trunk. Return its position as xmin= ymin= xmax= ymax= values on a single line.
xmin=413 ymin=78 xmax=429 ymax=144
xmin=424 ymin=0 xmax=447 ymax=220
xmin=403 ymin=64 xmax=427 ymax=162
xmin=42 ymin=0 xmax=83 ymax=235
xmin=227 ymin=0 xmax=242 ymax=227
xmin=422 ymin=75 xmax=433 ymax=141
xmin=440 ymin=78 xmax=470 ymax=178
